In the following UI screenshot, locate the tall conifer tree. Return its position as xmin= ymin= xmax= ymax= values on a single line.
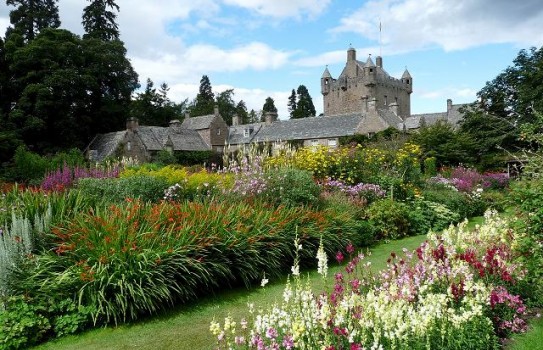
xmin=82 ymin=0 xmax=120 ymax=41
xmin=6 ymin=0 xmax=60 ymax=41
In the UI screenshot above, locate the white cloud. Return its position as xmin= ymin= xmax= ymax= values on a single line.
xmin=221 ymin=0 xmax=331 ymax=19
xmin=419 ymin=86 xmax=477 ymax=101
xmin=332 ymin=0 xmax=543 ymax=53
xmin=295 ymin=46 xmax=385 ymax=67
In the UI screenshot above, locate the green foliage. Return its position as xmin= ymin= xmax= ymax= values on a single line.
xmin=11 ymin=199 xmax=360 ymax=325
xmin=82 ymin=0 xmax=120 ymax=41
xmin=6 ymin=0 xmax=61 ymax=42
xmin=366 ymin=199 xmax=411 ymax=240
xmin=423 ymin=157 xmax=437 ymax=176
xmin=290 ymin=85 xmax=316 ymax=119
xmin=153 ymin=150 xmax=177 ymax=166
xmin=190 ymin=75 xmax=215 ymax=117
xmin=407 ymin=198 xmax=460 ymax=235
xmin=421 ymin=185 xmax=487 ymax=219
xmin=176 ymin=150 xmax=217 ymax=166
xmin=12 ymin=145 xmax=48 ymax=183
xmin=76 ymin=175 xmax=169 ymax=203
xmin=264 ymin=168 xmax=321 ymax=207
xmin=0 ymin=295 xmax=50 ymax=349
xmin=262 ymin=96 xmax=278 ymax=114
xmin=0 ymin=295 xmax=93 ymax=349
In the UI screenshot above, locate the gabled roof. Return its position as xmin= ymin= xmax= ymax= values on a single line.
xmin=377 ymin=109 xmax=404 ymax=129
xmin=253 ymin=115 xmax=363 ymax=142
xmin=168 ymin=129 xmax=210 ymax=151
xmin=137 ymin=126 xmax=170 ymax=151
xmin=181 ymin=114 xmax=216 ymax=130
xmin=86 ymin=131 xmax=125 ymax=162
xmin=228 ymin=123 xmax=263 ymax=145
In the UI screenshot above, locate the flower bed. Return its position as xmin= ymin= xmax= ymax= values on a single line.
xmin=211 ymin=210 xmax=530 ymax=349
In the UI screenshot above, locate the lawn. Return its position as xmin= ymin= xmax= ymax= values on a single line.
xmin=33 ymin=235 xmax=428 ymax=350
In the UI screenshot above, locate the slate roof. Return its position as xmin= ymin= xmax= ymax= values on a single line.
xmin=168 ymin=129 xmax=211 ymax=151
xmin=86 ymin=131 xmax=125 ymax=162
xmin=181 ymin=115 xmax=216 ymax=130
xmin=253 ymin=115 xmax=363 ymax=142
xmin=377 ymin=109 xmax=404 ymax=129
xmin=405 ymin=103 xmax=468 ymax=130
xmin=228 ymin=123 xmax=263 ymax=145
xmin=137 ymin=126 xmax=170 ymax=151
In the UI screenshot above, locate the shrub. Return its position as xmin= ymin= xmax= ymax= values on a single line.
xmin=153 ymin=150 xmax=177 ymax=166
xmin=366 ymin=199 xmax=411 ymax=240
xmin=77 ymin=175 xmax=169 ymax=203
xmin=264 ymin=168 xmax=321 ymax=207
xmin=423 ymin=156 xmax=437 ymax=176
xmin=11 ymin=146 xmax=48 ymax=184
xmin=407 ymin=198 xmax=460 ymax=235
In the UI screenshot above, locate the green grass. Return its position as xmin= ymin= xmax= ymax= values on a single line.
xmin=509 ymin=314 xmax=543 ymax=350
xmin=33 ymin=234 xmax=428 ymax=350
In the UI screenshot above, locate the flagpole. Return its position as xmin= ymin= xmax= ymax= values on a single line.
xmin=379 ymin=18 xmax=382 ymax=57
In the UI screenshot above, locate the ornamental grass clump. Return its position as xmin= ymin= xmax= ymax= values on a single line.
xmin=212 ymin=210 xmax=529 ymax=349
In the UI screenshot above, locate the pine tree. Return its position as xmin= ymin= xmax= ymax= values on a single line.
xmin=191 ymin=75 xmax=215 ymax=117
xmin=236 ymin=100 xmax=249 ymax=124
xmin=292 ymin=85 xmax=315 ymax=119
xmin=262 ymin=97 xmax=278 ymax=113
xmin=82 ymin=0 xmax=120 ymax=41
xmin=6 ymin=0 xmax=60 ymax=42
xmin=287 ymin=88 xmax=297 ymax=118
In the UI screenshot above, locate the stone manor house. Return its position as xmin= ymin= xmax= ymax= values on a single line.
xmin=87 ymin=47 xmax=466 ymax=162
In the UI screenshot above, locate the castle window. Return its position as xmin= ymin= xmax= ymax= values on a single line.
xmin=310 ymin=139 xmax=319 ymax=147
xmin=328 ymin=139 xmax=337 ymax=147
xmin=368 ymin=132 xmax=375 ymax=138
xmin=395 ymin=97 xmax=398 ymax=103
xmin=217 ymin=128 xmax=221 ymax=136
xmin=127 ymin=141 xmax=131 ymax=151
xmin=384 ymin=95 xmax=388 ymax=106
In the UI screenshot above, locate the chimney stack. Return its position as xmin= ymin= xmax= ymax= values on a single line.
xmin=447 ymin=99 xmax=453 ymax=114
xmin=185 ymin=112 xmax=190 ymax=119
xmin=232 ymin=114 xmax=240 ymax=126
xmin=214 ymin=105 xmax=219 ymax=117
xmin=376 ymin=56 xmax=382 ymax=68
xmin=361 ymin=96 xmax=368 ymax=113
xmin=264 ymin=112 xmax=277 ymax=126
xmin=126 ymin=117 xmax=139 ymax=131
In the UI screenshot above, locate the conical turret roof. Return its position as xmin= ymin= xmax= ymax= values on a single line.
xmin=364 ymin=55 xmax=375 ymax=67
xmin=402 ymin=68 xmax=412 ymax=79
xmin=322 ymin=66 xmax=332 ymax=78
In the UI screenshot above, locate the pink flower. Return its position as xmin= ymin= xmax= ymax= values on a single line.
xmin=336 ymin=251 xmax=344 ymax=263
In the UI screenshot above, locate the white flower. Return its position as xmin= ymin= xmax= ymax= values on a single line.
xmin=291 ymin=265 xmax=300 ymax=276
xmin=316 ymin=239 xmax=328 ymax=278
xmin=261 ymin=274 xmax=269 ymax=287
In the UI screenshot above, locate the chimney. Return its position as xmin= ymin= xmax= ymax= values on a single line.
xmin=214 ymin=105 xmax=219 ymax=117
xmin=232 ymin=114 xmax=240 ymax=126
xmin=447 ymin=99 xmax=453 ymax=114
xmin=126 ymin=117 xmax=139 ymax=131
xmin=185 ymin=112 xmax=190 ymax=119
xmin=368 ymin=98 xmax=377 ymax=112
xmin=376 ymin=56 xmax=382 ymax=68
xmin=347 ymin=47 xmax=356 ymax=62
xmin=361 ymin=96 xmax=368 ymax=113
xmin=389 ymin=102 xmax=399 ymax=116
xmin=264 ymin=112 xmax=277 ymax=126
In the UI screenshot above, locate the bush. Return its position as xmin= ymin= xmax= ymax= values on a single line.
xmin=77 ymin=175 xmax=169 ymax=203
xmin=407 ymin=198 xmax=460 ymax=235
xmin=11 ymin=146 xmax=48 ymax=184
xmin=264 ymin=168 xmax=321 ymax=207
xmin=422 ymin=187 xmax=474 ymax=219
xmin=366 ymin=199 xmax=411 ymax=240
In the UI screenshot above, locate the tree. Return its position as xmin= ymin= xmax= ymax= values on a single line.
xmin=262 ymin=96 xmax=277 ymax=113
xmin=235 ymin=100 xmax=249 ymax=124
xmin=215 ymin=89 xmax=237 ymax=125
xmin=6 ymin=0 xmax=60 ymax=42
xmin=412 ymin=121 xmax=475 ymax=167
xmin=291 ymin=85 xmax=315 ymax=119
xmin=190 ymin=75 xmax=215 ymax=117
xmin=287 ymin=89 xmax=296 ymax=118
xmin=6 ymin=28 xmax=138 ymax=152
xmin=82 ymin=0 xmax=120 ymax=41
xmin=130 ymin=78 xmax=187 ymax=126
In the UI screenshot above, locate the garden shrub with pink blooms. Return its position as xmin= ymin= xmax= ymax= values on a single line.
xmin=211 ymin=210 xmax=534 ymax=350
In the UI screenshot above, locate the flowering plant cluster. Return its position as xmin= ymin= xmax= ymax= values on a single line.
xmin=321 ymin=178 xmax=386 ymax=205
xmin=41 ymin=163 xmax=119 ymax=191
xmin=211 ymin=210 xmax=528 ymax=349
xmin=223 ymin=155 xmax=269 ymax=198
xmin=429 ymin=167 xmax=509 ymax=193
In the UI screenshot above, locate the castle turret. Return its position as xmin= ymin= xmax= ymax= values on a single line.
xmin=402 ymin=68 xmax=412 ymax=94
xmin=363 ymin=55 xmax=376 ymax=87
xmin=321 ymin=66 xmax=332 ymax=95
xmin=347 ymin=46 xmax=356 ymax=62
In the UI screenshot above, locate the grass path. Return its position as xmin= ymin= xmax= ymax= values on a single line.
xmin=34 ymin=235 xmax=428 ymax=350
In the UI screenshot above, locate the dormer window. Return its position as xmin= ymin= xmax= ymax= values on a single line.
xmin=244 ymin=129 xmax=249 ymax=137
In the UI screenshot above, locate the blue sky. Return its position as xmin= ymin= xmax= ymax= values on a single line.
xmin=2 ymin=0 xmax=543 ymax=119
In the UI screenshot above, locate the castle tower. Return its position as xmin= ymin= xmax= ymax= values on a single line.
xmin=321 ymin=66 xmax=331 ymax=95
xmin=322 ymin=47 xmax=413 ymax=117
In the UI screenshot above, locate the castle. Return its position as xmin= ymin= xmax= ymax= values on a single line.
xmin=321 ymin=47 xmax=412 ymax=118
xmin=87 ymin=47 xmax=466 ymax=162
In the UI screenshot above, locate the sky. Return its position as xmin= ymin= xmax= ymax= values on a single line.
xmin=1 ymin=0 xmax=543 ymax=119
